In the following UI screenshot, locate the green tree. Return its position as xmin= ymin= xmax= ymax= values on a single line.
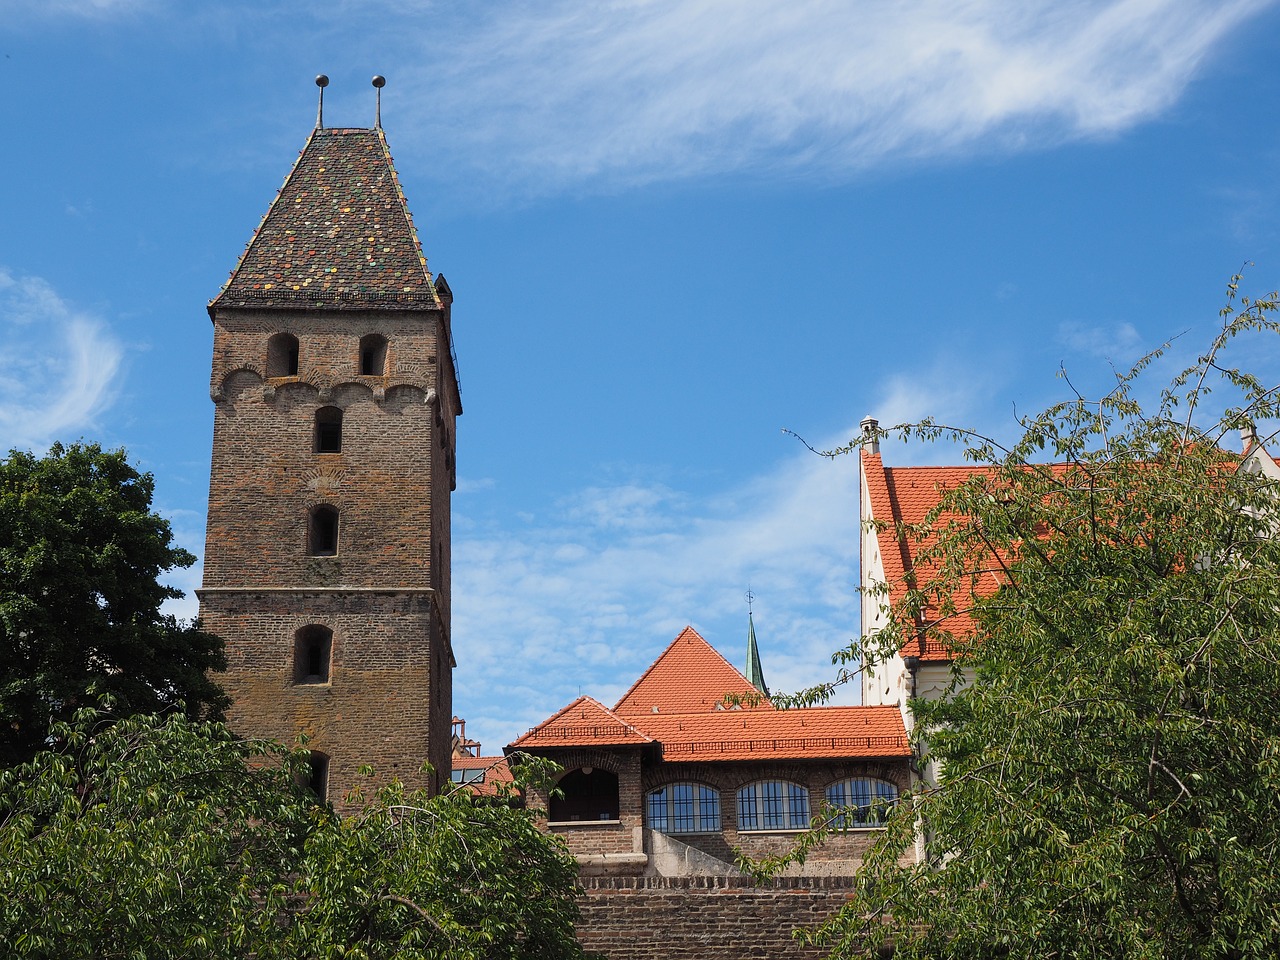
xmin=0 ymin=708 xmax=587 ymax=959
xmin=805 ymin=281 xmax=1280 ymax=959
xmin=0 ymin=442 xmax=227 ymax=765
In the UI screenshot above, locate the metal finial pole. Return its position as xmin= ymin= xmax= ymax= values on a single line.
xmin=372 ymin=75 xmax=386 ymax=128
xmin=746 ymin=587 xmax=754 ymax=615
xmin=315 ymin=75 xmax=329 ymax=129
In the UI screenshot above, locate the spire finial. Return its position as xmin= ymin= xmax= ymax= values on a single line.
xmin=315 ymin=74 xmax=329 ymax=129
xmin=745 ymin=592 xmax=769 ymax=697
xmin=372 ymin=75 xmax=386 ymax=128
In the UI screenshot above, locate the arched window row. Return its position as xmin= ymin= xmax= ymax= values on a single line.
xmin=643 ymin=778 xmax=900 ymax=835
xmin=264 ymin=334 xmax=391 ymax=378
xmin=825 ymin=778 xmax=899 ymax=828
xmin=647 ymin=782 xmax=720 ymax=834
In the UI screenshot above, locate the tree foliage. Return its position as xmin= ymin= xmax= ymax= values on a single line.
xmin=0 ymin=442 xmax=227 ymax=765
xmin=808 ymin=279 xmax=1280 ymax=959
xmin=0 ymin=708 xmax=587 ymax=959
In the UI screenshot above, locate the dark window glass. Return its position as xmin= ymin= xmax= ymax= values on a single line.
xmin=309 ymin=506 xmax=339 ymax=556
xmin=315 ymin=407 xmax=342 ymax=454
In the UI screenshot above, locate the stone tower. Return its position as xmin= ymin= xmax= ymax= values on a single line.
xmin=197 ymin=105 xmax=460 ymax=804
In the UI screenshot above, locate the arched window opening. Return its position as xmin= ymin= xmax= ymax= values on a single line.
xmin=315 ymin=407 xmax=343 ymax=454
xmin=549 ymin=767 xmax=619 ymax=822
xmin=293 ymin=625 xmax=332 ymax=684
xmin=306 ymin=751 xmax=330 ymax=802
xmin=267 ymin=333 xmax=300 ymax=377
xmin=359 ymin=334 xmax=387 ymax=376
xmin=825 ymin=778 xmax=898 ymax=828
xmin=309 ymin=506 xmax=339 ymax=556
xmin=647 ymin=782 xmax=720 ymax=834
xmin=736 ymin=780 xmax=810 ymax=831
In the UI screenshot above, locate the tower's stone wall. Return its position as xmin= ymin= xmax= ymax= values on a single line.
xmin=201 ymin=305 xmax=457 ymax=803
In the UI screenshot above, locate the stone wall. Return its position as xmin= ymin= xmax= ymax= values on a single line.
xmin=576 ymin=876 xmax=859 ymax=959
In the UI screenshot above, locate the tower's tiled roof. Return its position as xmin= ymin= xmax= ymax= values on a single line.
xmin=211 ymin=127 xmax=439 ymax=311
xmin=613 ymin=626 xmax=764 ymax=717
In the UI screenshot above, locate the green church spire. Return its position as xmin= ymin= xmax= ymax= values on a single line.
xmin=745 ymin=604 xmax=769 ymax=697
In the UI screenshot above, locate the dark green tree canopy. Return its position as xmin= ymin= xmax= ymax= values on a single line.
xmin=0 ymin=442 xmax=227 ymax=764
xmin=0 ymin=709 xmax=587 ymax=959
xmin=801 ymin=281 xmax=1280 ymax=959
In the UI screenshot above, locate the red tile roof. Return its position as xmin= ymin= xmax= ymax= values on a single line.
xmin=613 ymin=626 xmax=763 ymax=716
xmin=511 ymin=630 xmax=910 ymax=762
xmin=636 ymin=706 xmax=908 ymax=761
xmin=211 ymin=127 xmax=439 ymax=312
xmin=451 ymin=754 xmax=515 ymax=797
xmin=509 ymin=696 xmax=654 ymax=749
xmin=862 ymin=453 xmax=992 ymax=660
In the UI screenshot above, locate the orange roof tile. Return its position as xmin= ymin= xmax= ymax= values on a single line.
xmin=509 ymin=696 xmax=654 ymax=750
xmin=613 ymin=626 xmax=763 ymax=716
xmin=450 ymin=754 xmax=515 ymax=797
xmin=863 ymin=453 xmax=1090 ymax=660
xmin=632 ymin=705 xmax=908 ymax=761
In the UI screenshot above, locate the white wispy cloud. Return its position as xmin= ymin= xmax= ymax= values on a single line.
xmin=392 ymin=0 xmax=1271 ymax=195
xmin=0 ymin=269 xmax=124 ymax=452
xmin=452 ymin=428 xmax=861 ymax=750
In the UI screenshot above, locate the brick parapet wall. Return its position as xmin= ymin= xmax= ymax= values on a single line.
xmin=575 ymin=875 xmax=857 ymax=959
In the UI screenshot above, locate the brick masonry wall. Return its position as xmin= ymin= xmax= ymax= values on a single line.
xmin=576 ymin=876 xmax=859 ymax=960
xmin=201 ymin=305 xmax=458 ymax=807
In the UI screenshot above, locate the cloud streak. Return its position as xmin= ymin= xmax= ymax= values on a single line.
xmin=0 ymin=269 xmax=123 ymax=452
xmin=452 ymin=429 xmax=861 ymax=750
xmin=397 ymin=0 xmax=1271 ymax=195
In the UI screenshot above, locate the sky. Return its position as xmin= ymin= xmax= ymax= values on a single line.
xmin=4 ymin=0 xmax=1280 ymax=751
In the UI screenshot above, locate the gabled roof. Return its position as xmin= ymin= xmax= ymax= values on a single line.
xmin=511 ymin=629 xmax=910 ymax=763
xmin=211 ymin=126 xmax=439 ymax=312
xmin=509 ymin=696 xmax=653 ymax=749
xmin=636 ymin=705 xmax=908 ymax=762
xmin=613 ymin=626 xmax=763 ymax=717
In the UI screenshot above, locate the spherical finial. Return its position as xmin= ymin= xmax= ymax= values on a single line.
xmin=316 ymin=75 xmax=330 ymax=88
xmin=372 ymin=75 xmax=386 ymax=88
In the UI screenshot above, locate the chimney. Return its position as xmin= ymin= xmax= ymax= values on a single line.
xmin=1242 ymin=421 xmax=1259 ymax=454
xmin=860 ymin=415 xmax=880 ymax=455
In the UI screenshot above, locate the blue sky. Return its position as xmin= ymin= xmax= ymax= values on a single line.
xmin=3 ymin=0 xmax=1280 ymax=751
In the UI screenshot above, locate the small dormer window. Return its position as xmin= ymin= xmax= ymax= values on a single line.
xmin=359 ymin=334 xmax=387 ymax=376
xmin=267 ymin=333 xmax=300 ymax=377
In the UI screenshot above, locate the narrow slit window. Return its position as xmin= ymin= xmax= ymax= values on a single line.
xmin=315 ymin=407 xmax=342 ymax=454
xmin=293 ymin=625 xmax=332 ymax=684
xmin=267 ymin=333 xmax=300 ymax=377
xmin=307 ymin=751 xmax=329 ymax=802
xmin=309 ymin=506 xmax=339 ymax=556
xmin=359 ymin=334 xmax=387 ymax=376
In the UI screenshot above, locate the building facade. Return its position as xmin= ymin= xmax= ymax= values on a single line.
xmin=511 ymin=626 xmax=912 ymax=877
xmin=198 ymin=118 xmax=461 ymax=804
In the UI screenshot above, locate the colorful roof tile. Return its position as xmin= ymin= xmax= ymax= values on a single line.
xmin=211 ymin=127 xmax=439 ymax=311
xmin=613 ymin=626 xmax=763 ymax=716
